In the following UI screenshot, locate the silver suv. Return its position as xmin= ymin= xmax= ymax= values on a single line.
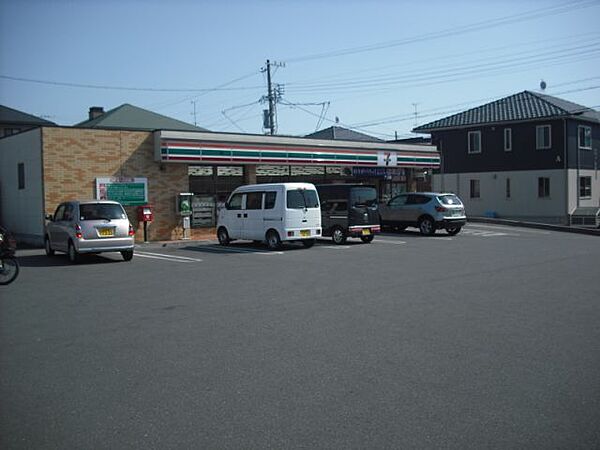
xmin=379 ymin=192 xmax=466 ymax=235
xmin=45 ymin=200 xmax=135 ymax=263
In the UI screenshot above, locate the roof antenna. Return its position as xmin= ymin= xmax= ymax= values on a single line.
xmin=540 ymin=80 xmax=547 ymax=91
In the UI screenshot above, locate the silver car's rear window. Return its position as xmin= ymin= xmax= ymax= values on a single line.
xmin=438 ymin=195 xmax=462 ymax=206
xmin=80 ymin=204 xmax=126 ymax=220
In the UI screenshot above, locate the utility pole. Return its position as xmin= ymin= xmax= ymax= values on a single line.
xmin=262 ymin=60 xmax=285 ymax=135
xmin=266 ymin=60 xmax=275 ymax=135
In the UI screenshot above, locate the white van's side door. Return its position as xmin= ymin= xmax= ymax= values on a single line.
xmin=241 ymin=191 xmax=264 ymax=240
xmin=262 ymin=189 xmax=282 ymax=238
xmin=223 ymin=192 xmax=245 ymax=239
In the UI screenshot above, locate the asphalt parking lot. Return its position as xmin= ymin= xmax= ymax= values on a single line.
xmin=1 ymin=223 xmax=599 ymax=449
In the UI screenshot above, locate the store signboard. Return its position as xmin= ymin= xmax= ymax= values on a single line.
xmin=352 ymin=167 xmax=405 ymax=178
xmin=96 ymin=177 xmax=148 ymax=206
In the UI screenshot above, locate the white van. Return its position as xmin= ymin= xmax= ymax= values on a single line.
xmin=217 ymin=182 xmax=322 ymax=249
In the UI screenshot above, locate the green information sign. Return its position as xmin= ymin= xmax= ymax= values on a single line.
xmin=106 ymin=183 xmax=146 ymax=206
xmin=97 ymin=177 xmax=148 ymax=206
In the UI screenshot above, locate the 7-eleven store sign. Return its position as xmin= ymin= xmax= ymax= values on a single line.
xmin=154 ymin=131 xmax=440 ymax=168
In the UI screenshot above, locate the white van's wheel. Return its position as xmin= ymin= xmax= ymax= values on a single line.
xmin=266 ymin=230 xmax=281 ymax=250
xmin=217 ymin=227 xmax=230 ymax=245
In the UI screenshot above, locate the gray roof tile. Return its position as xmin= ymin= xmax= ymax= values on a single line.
xmin=413 ymin=91 xmax=599 ymax=132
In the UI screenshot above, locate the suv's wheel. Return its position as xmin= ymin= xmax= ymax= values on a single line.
xmin=44 ymin=236 xmax=55 ymax=256
xmin=121 ymin=250 xmax=134 ymax=261
xmin=331 ymin=227 xmax=347 ymax=245
xmin=266 ymin=230 xmax=281 ymax=250
xmin=418 ymin=217 xmax=436 ymax=236
xmin=217 ymin=227 xmax=230 ymax=245
xmin=446 ymin=226 xmax=462 ymax=236
xmin=67 ymin=241 xmax=79 ymax=263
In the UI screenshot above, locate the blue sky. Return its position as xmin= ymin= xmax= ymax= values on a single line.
xmin=1 ymin=0 xmax=599 ymax=139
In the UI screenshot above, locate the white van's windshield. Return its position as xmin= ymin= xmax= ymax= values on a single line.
xmin=287 ymin=189 xmax=319 ymax=209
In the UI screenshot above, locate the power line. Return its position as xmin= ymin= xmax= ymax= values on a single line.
xmin=285 ymin=42 xmax=600 ymax=94
xmin=0 ymin=73 xmax=263 ymax=93
xmin=283 ymin=0 xmax=598 ymax=63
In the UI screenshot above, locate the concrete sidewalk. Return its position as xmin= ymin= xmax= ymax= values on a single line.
xmin=468 ymin=217 xmax=600 ymax=236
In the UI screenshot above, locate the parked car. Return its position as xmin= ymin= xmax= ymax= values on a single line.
xmin=316 ymin=184 xmax=380 ymax=244
xmin=45 ymin=200 xmax=135 ymax=263
xmin=379 ymin=192 xmax=466 ymax=235
xmin=217 ymin=182 xmax=322 ymax=249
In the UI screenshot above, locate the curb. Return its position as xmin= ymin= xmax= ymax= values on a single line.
xmin=468 ymin=217 xmax=600 ymax=236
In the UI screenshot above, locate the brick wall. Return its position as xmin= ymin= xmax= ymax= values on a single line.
xmin=42 ymin=127 xmax=201 ymax=242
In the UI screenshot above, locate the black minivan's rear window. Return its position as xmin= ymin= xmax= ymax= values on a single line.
xmin=287 ymin=189 xmax=319 ymax=209
xmin=351 ymin=187 xmax=377 ymax=207
xmin=80 ymin=203 xmax=126 ymax=220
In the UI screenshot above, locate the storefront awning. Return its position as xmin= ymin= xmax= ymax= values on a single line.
xmin=154 ymin=130 xmax=440 ymax=168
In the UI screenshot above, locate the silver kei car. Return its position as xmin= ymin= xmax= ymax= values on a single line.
xmin=45 ymin=200 xmax=135 ymax=263
xmin=379 ymin=192 xmax=467 ymax=236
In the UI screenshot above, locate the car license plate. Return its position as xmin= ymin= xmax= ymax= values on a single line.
xmin=300 ymin=230 xmax=310 ymax=237
xmin=362 ymin=229 xmax=371 ymax=235
xmin=99 ymin=228 xmax=114 ymax=237
xmin=452 ymin=210 xmax=463 ymax=217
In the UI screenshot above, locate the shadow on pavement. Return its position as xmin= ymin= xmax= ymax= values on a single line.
xmin=16 ymin=253 xmax=124 ymax=267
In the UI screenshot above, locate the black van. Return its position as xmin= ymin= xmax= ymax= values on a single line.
xmin=316 ymin=184 xmax=381 ymax=244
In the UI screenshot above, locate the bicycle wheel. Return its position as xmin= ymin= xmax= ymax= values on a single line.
xmin=0 ymin=257 xmax=19 ymax=285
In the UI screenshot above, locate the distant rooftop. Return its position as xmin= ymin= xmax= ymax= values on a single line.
xmin=0 ymin=105 xmax=56 ymax=126
xmin=75 ymin=103 xmax=208 ymax=132
xmin=305 ymin=126 xmax=383 ymax=142
xmin=413 ymin=90 xmax=600 ymax=132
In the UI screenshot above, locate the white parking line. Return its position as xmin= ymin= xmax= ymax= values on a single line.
xmin=374 ymin=239 xmax=407 ymax=245
xmin=320 ymin=245 xmax=352 ymax=249
xmin=135 ymin=251 xmax=203 ymax=262
xmin=466 ymin=224 xmax=549 ymax=234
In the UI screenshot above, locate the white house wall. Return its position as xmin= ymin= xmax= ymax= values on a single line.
xmin=0 ymin=129 xmax=44 ymax=244
xmin=433 ymin=170 xmax=567 ymax=223
xmin=567 ymin=169 xmax=600 ymax=212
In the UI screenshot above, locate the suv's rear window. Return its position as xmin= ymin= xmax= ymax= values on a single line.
xmin=287 ymin=189 xmax=319 ymax=209
xmin=438 ymin=194 xmax=462 ymax=206
xmin=80 ymin=204 xmax=126 ymax=220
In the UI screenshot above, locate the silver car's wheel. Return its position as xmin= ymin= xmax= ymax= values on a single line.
xmin=68 ymin=241 xmax=79 ymax=263
xmin=44 ymin=236 xmax=55 ymax=256
xmin=418 ymin=217 xmax=436 ymax=236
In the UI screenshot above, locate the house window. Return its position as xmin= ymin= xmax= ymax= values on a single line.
xmin=579 ymin=176 xmax=592 ymax=198
xmin=468 ymin=131 xmax=481 ymax=154
xmin=470 ymin=179 xmax=480 ymax=198
xmin=536 ymin=125 xmax=551 ymax=149
xmin=506 ymin=178 xmax=511 ymax=198
xmin=504 ymin=128 xmax=512 ymax=151
xmin=578 ymin=126 xmax=592 ymax=150
xmin=18 ymin=163 xmax=25 ymax=190
xmin=538 ymin=177 xmax=550 ymax=198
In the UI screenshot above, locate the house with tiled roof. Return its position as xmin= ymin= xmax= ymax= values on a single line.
xmin=75 ymin=104 xmax=208 ymax=132
xmin=413 ymin=91 xmax=600 ymax=225
xmin=305 ymin=126 xmax=383 ymax=143
xmin=0 ymin=105 xmax=56 ymax=138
